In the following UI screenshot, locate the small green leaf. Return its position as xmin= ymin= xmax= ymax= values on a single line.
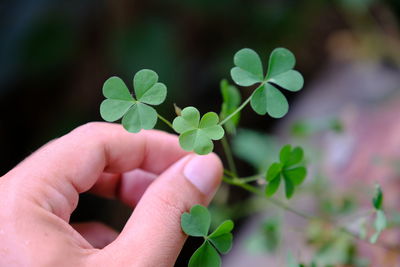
xmin=220 ymin=79 xmax=241 ymax=134
xmin=265 ymin=177 xmax=281 ymax=197
xmin=100 ymin=99 xmax=134 ymax=122
xmin=283 ymin=167 xmax=307 ymax=186
xmin=266 ymin=48 xmax=296 ymax=79
xmin=285 ymin=147 xmax=304 ymax=167
xmin=369 ymin=231 xmax=380 ymax=244
xmin=121 ymin=102 xmax=158 ymax=133
xmin=265 ymin=48 xmax=303 ymax=92
xmin=370 ymin=210 xmax=386 ymax=243
xmin=173 ymin=107 xmax=224 ymax=155
xmin=268 ymin=70 xmax=304 ymax=92
xmin=181 ymin=205 xmax=211 ymax=237
xmin=250 ymin=83 xmax=289 ymax=118
xmin=133 ymin=69 xmax=167 ymax=105
xmin=284 ymin=176 xmax=295 ymax=199
xmin=100 ymin=77 xmax=135 ymax=122
xmin=372 ymin=184 xmax=383 ymax=210
xmin=173 ymin=106 xmax=200 ymax=133
xmin=374 ymin=210 xmax=387 ymax=232
xmin=103 ymin=76 xmax=134 ymax=101
xmin=279 ymin=145 xmax=292 ymax=164
xmin=189 ymin=241 xmax=221 ymax=267
xmin=208 ymin=220 xmax=234 ymax=254
xmin=231 ymin=48 xmax=263 ymax=86
xmin=266 ymin=162 xmax=283 ymax=182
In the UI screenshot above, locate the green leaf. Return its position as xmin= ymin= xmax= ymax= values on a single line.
xmin=374 ymin=210 xmax=387 ymax=232
xmin=121 ymin=103 xmax=158 ymax=133
xmin=173 ymin=106 xmax=200 ymax=133
xmin=181 ymin=205 xmax=211 ymax=237
xmin=265 ymin=177 xmax=281 ymax=197
xmin=179 ymin=130 xmax=213 ymax=155
xmin=208 ymin=220 xmax=234 ymax=254
xmin=231 ymin=48 xmax=263 ymax=86
xmin=279 ymin=145 xmax=292 ymax=163
xmin=100 ymin=99 xmax=134 ymax=122
xmin=268 ymin=70 xmax=304 ymax=92
xmin=100 ymin=77 xmax=135 ymax=122
xmin=284 ymin=176 xmax=295 ymax=199
xmin=372 ymin=184 xmax=383 ymax=210
xmin=250 ymin=83 xmax=289 ymax=118
xmin=369 ymin=231 xmax=380 ymax=244
xmin=189 ymin=241 xmax=221 ymax=267
xmin=266 ymin=162 xmax=283 ymax=182
xmin=283 ymin=167 xmax=307 ymax=186
xmin=220 ymin=79 xmax=241 ymax=134
xmin=173 ymin=107 xmax=224 ymax=155
xmin=285 ymin=147 xmax=304 ymax=167
xmin=199 ymin=112 xmax=225 ymax=140
xmin=133 ymin=69 xmax=167 ymax=105
xmin=265 ymin=48 xmax=303 ymax=92
xmin=103 ymin=76 xmax=134 ymax=101
xmin=266 ymin=48 xmax=296 ymax=79
xmin=99 ymin=71 xmax=167 ymax=133
xmin=370 ymin=210 xmax=386 ymax=243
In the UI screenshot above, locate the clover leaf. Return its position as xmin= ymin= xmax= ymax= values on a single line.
xmin=372 ymin=184 xmax=383 ymax=210
xmin=370 ymin=184 xmax=386 ymax=243
xmin=100 ymin=69 xmax=167 ymax=133
xmin=219 ymin=79 xmax=241 ymax=135
xmin=172 ymin=107 xmax=225 ymax=155
xmin=208 ymin=220 xmax=234 ymax=254
xmin=230 ymin=48 xmax=304 ymax=118
xmin=181 ymin=205 xmax=234 ymax=267
xmin=181 ymin=205 xmax=211 ymax=237
xmin=265 ymin=144 xmax=307 ymax=199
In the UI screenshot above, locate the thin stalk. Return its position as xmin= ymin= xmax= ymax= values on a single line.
xmin=218 ymin=95 xmax=252 ymax=126
xmin=222 ymin=176 xmax=400 ymax=253
xmin=157 ymin=114 xmax=174 ymax=130
xmin=221 ymin=136 xmax=238 ymax=177
xmin=240 ymin=175 xmax=264 ymax=183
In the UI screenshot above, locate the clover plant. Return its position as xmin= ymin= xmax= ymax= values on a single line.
xmin=99 ymin=47 xmax=389 ymax=266
xmin=181 ymin=205 xmax=233 ymax=267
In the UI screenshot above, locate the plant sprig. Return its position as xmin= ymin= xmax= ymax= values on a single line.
xmin=181 ymin=205 xmax=234 ymax=267
xmin=98 ymin=47 xmax=395 ymax=266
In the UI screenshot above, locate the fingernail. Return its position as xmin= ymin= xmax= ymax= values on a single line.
xmin=183 ymin=154 xmax=221 ymax=197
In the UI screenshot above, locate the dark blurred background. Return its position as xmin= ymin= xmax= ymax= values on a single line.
xmin=1 ymin=0 xmax=400 ymax=265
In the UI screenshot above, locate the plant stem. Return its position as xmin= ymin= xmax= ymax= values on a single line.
xmin=221 ymin=136 xmax=238 ymax=177
xmin=223 ymin=176 xmax=316 ymax=220
xmin=240 ymin=175 xmax=264 ymax=183
xmin=222 ymin=176 xmax=400 ymax=253
xmin=157 ymin=114 xmax=174 ymax=130
xmin=218 ymin=95 xmax=252 ymax=126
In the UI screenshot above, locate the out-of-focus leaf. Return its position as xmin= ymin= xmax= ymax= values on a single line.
xmin=220 ymin=79 xmax=241 ymax=134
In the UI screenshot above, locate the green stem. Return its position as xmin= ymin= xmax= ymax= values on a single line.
xmin=157 ymin=114 xmax=174 ymax=131
xmin=221 ymin=136 xmax=238 ymax=177
xmin=223 ymin=176 xmax=315 ymax=220
xmin=222 ymin=176 xmax=400 ymax=252
xmin=240 ymin=175 xmax=264 ymax=183
xmin=218 ymin=95 xmax=252 ymax=126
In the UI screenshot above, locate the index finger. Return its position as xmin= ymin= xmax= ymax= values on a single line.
xmin=3 ymin=122 xmax=188 ymax=220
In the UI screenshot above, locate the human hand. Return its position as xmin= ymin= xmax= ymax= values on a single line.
xmin=0 ymin=122 xmax=223 ymax=266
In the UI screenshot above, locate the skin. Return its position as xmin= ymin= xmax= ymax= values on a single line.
xmin=0 ymin=122 xmax=223 ymax=267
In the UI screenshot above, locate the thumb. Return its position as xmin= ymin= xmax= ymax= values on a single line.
xmin=91 ymin=153 xmax=223 ymax=266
